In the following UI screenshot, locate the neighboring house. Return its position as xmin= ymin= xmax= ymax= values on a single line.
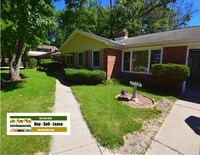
xmin=59 ymin=27 xmax=200 ymax=92
xmin=27 ymin=45 xmax=58 ymax=59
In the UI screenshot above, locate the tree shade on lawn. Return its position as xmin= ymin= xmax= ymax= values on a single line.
xmin=1 ymin=70 xmax=56 ymax=154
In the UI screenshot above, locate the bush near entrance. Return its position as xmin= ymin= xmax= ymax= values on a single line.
xmin=28 ymin=58 xmax=37 ymax=68
xmin=39 ymin=59 xmax=63 ymax=72
xmin=65 ymin=68 xmax=106 ymax=85
xmin=152 ymin=63 xmax=190 ymax=90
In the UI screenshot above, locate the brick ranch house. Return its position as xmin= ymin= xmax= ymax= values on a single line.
xmin=56 ymin=26 xmax=200 ymax=92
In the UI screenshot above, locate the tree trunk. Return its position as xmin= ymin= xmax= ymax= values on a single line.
xmin=10 ymin=37 xmax=24 ymax=81
xmin=22 ymin=52 xmax=27 ymax=69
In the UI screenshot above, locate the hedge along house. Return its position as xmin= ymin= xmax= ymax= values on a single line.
xmin=59 ymin=27 xmax=200 ymax=93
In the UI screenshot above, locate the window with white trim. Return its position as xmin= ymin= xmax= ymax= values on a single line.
xmin=93 ymin=51 xmax=100 ymax=67
xmin=132 ymin=50 xmax=148 ymax=72
xmin=123 ymin=52 xmax=131 ymax=71
xmin=123 ymin=49 xmax=162 ymax=73
xmin=150 ymin=50 xmax=161 ymax=71
xmin=67 ymin=56 xmax=73 ymax=65
xmin=78 ymin=52 xmax=83 ymax=66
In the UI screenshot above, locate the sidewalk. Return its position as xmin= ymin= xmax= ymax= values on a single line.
xmin=145 ymin=99 xmax=200 ymax=155
xmin=49 ymin=78 xmax=102 ymax=155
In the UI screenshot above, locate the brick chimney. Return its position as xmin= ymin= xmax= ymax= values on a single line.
xmin=114 ymin=29 xmax=128 ymax=41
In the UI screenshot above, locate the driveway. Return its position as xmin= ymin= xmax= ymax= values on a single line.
xmin=146 ymin=99 xmax=200 ymax=155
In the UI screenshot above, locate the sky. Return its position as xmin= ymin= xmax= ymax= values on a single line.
xmin=54 ymin=0 xmax=200 ymax=27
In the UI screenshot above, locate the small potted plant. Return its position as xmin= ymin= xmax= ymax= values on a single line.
xmin=121 ymin=89 xmax=126 ymax=96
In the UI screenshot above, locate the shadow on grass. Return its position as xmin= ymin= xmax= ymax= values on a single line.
xmin=115 ymin=79 xmax=178 ymax=99
xmin=1 ymin=72 xmax=27 ymax=92
xmin=37 ymin=68 xmax=64 ymax=78
xmin=37 ymin=69 xmax=178 ymax=100
xmin=1 ymin=72 xmax=27 ymax=80
xmin=139 ymin=87 xmax=178 ymax=98
xmin=45 ymin=71 xmax=65 ymax=79
xmin=36 ymin=69 xmax=68 ymax=86
xmin=1 ymin=81 xmax=25 ymax=92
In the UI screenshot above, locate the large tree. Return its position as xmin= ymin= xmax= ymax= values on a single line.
xmin=53 ymin=0 xmax=99 ymax=47
xmin=1 ymin=0 xmax=57 ymax=81
xmin=54 ymin=0 xmax=197 ymax=42
xmin=168 ymin=0 xmax=199 ymax=30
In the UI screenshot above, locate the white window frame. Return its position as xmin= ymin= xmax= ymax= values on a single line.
xmin=122 ymin=51 xmax=131 ymax=72
xmin=92 ymin=50 xmax=100 ymax=69
xmin=149 ymin=49 xmax=163 ymax=72
xmin=122 ymin=48 xmax=163 ymax=74
xmin=66 ymin=55 xmax=73 ymax=66
xmin=77 ymin=52 xmax=83 ymax=67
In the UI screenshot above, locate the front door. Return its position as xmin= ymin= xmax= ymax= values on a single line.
xmin=185 ymin=49 xmax=200 ymax=99
xmin=188 ymin=49 xmax=200 ymax=78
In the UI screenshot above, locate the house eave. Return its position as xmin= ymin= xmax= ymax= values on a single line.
xmin=59 ymin=29 xmax=122 ymax=53
xmin=123 ymin=38 xmax=200 ymax=49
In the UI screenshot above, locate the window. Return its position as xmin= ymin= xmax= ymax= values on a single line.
xmin=132 ymin=50 xmax=148 ymax=72
xmin=78 ymin=52 xmax=83 ymax=66
xmin=67 ymin=56 xmax=73 ymax=65
xmin=150 ymin=50 xmax=161 ymax=71
xmin=122 ymin=49 xmax=162 ymax=73
xmin=123 ymin=52 xmax=131 ymax=71
xmin=93 ymin=51 xmax=100 ymax=67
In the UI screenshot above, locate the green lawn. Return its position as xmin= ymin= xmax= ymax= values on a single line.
xmin=71 ymin=84 xmax=176 ymax=149
xmin=1 ymin=69 xmax=56 ymax=155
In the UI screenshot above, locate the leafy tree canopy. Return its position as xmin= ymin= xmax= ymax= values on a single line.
xmin=1 ymin=0 xmax=58 ymax=81
xmin=52 ymin=0 xmax=198 ymax=47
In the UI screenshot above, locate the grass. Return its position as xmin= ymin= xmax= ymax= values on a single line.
xmin=1 ymin=69 xmax=56 ymax=155
xmin=71 ymin=83 xmax=176 ymax=149
xmin=137 ymin=87 xmax=177 ymax=101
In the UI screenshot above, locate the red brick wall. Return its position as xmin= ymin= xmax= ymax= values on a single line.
xmin=163 ymin=46 xmax=187 ymax=64
xmin=120 ymin=46 xmax=187 ymax=86
xmin=120 ymin=72 xmax=161 ymax=86
xmin=103 ymin=48 xmax=122 ymax=79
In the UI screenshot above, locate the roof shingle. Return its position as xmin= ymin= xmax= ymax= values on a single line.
xmin=115 ymin=26 xmax=200 ymax=46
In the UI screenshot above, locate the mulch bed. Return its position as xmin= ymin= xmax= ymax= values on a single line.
xmin=112 ymin=94 xmax=174 ymax=154
xmin=116 ymin=93 xmax=156 ymax=108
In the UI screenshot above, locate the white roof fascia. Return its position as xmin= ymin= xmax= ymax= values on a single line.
xmin=123 ymin=38 xmax=200 ymax=49
xmin=27 ymin=51 xmax=49 ymax=56
xmin=51 ymin=52 xmax=61 ymax=56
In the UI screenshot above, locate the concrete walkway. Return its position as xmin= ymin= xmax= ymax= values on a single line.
xmin=146 ymin=99 xmax=200 ymax=155
xmin=49 ymin=78 xmax=103 ymax=155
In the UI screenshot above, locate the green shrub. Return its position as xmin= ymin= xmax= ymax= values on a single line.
xmin=28 ymin=58 xmax=37 ymax=68
xmin=152 ymin=63 xmax=190 ymax=90
xmin=65 ymin=68 xmax=106 ymax=85
xmin=39 ymin=59 xmax=52 ymax=64
xmin=103 ymin=78 xmax=120 ymax=86
xmin=39 ymin=59 xmax=63 ymax=72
